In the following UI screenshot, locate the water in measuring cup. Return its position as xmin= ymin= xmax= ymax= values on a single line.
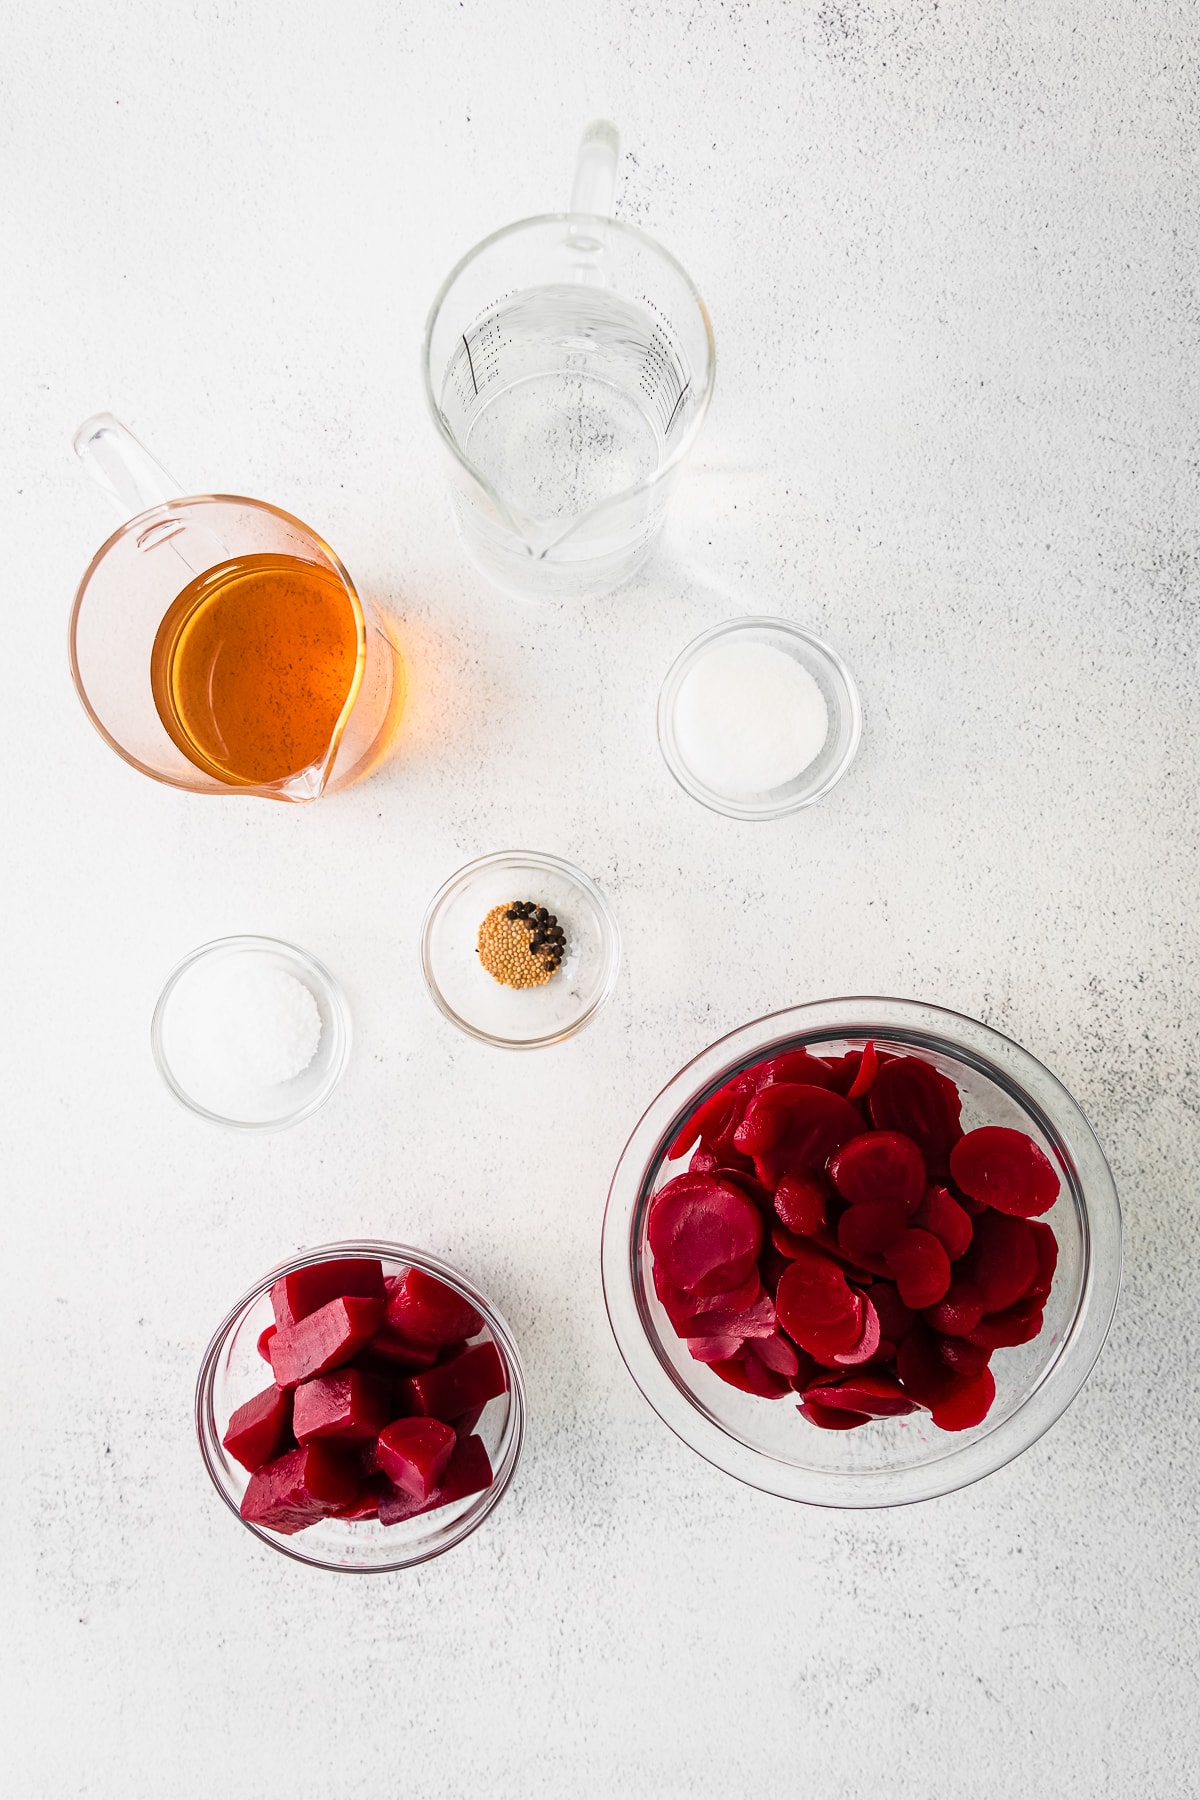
xmin=439 ymin=286 xmax=695 ymax=595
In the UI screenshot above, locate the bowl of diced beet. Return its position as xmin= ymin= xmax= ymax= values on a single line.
xmin=602 ymin=997 xmax=1122 ymax=1507
xmin=196 ymin=1242 xmax=526 ymax=1569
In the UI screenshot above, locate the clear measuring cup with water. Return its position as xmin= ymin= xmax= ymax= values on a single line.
xmin=422 ymin=123 xmax=716 ymax=603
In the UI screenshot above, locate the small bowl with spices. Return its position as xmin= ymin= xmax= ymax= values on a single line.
xmin=420 ymin=851 xmax=620 ymax=1049
xmin=151 ymin=935 xmax=351 ymax=1129
xmin=658 ymin=617 xmax=862 ymax=820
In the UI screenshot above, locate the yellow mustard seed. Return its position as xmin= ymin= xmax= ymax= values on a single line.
xmin=476 ymin=900 xmax=564 ymax=989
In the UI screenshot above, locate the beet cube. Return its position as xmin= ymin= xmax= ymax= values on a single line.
xmin=398 ymin=1340 xmax=507 ymax=1422
xmin=293 ymin=1369 xmax=393 ymax=1445
xmin=239 ymin=1444 xmax=359 ymax=1535
xmin=270 ymin=1258 xmax=387 ymax=1330
xmin=222 ymin=1383 xmax=292 ymax=1473
xmin=384 ymin=1267 xmax=484 ymax=1346
xmin=375 ymin=1417 xmax=456 ymax=1502
xmin=377 ymin=1434 xmax=494 ymax=1525
xmin=358 ymin=1323 xmax=439 ymax=1371
xmin=268 ymin=1295 xmax=383 ymax=1389
xmin=332 ymin=1475 xmax=387 ymax=1521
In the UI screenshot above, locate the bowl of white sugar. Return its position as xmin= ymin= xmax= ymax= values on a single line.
xmin=657 ymin=617 xmax=861 ymax=819
xmin=151 ymin=936 xmax=351 ymax=1129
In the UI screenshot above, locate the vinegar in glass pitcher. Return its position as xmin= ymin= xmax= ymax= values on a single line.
xmin=149 ymin=554 xmax=362 ymax=786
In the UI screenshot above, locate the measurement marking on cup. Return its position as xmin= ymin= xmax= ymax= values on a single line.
xmin=664 ymin=380 xmax=691 ymax=437
xmin=462 ymin=334 xmax=479 ymax=397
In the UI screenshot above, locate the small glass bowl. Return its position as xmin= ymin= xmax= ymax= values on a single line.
xmin=195 ymin=1241 xmax=526 ymax=1572
xmin=657 ymin=616 xmax=862 ymax=819
xmin=420 ymin=851 xmax=621 ymax=1048
xmin=151 ymin=935 xmax=351 ymax=1130
xmin=602 ymin=997 xmax=1122 ymax=1508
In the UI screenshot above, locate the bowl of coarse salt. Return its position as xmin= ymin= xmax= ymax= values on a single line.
xmin=657 ymin=617 xmax=861 ymax=819
xmin=151 ymin=935 xmax=351 ymax=1129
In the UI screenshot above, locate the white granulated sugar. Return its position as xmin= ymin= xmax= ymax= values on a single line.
xmin=674 ymin=641 xmax=829 ymax=797
xmin=165 ymin=960 xmax=322 ymax=1110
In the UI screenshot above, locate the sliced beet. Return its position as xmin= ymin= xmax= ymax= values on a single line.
xmin=257 ymin=1325 xmax=277 ymax=1363
xmin=270 ymin=1258 xmax=387 ymax=1331
xmin=667 ymin=1072 xmax=756 ymax=1160
xmin=804 ymin=1373 xmax=917 ymax=1417
xmin=384 ymin=1267 xmax=484 ymax=1346
xmin=293 ymin=1370 xmax=393 ymax=1445
xmin=868 ymin=1056 xmax=963 ymax=1176
xmin=837 ymin=1197 xmax=908 ymax=1261
xmin=653 ymin=1262 xmax=761 ymax=1334
xmin=830 ymin=1295 xmax=882 ymax=1366
xmin=884 ymin=1229 xmax=952 ymax=1309
xmin=748 ymin=1332 xmax=801 ymax=1378
xmin=375 ymin=1417 xmax=456 ymax=1503
xmin=966 ymin=1299 xmax=1045 ymax=1349
xmin=268 ymin=1296 xmax=384 ymax=1389
xmin=847 ymin=1041 xmax=879 ymax=1100
xmin=757 ymin=1243 xmax=792 ymax=1298
xmin=222 ymin=1383 xmax=293 ymax=1472
xmin=730 ymin=1351 xmax=791 ymax=1398
xmin=960 ymin=1210 xmax=1038 ymax=1314
xmin=774 ymin=1172 xmax=827 ymax=1237
xmin=1027 ymin=1220 xmax=1059 ymax=1299
xmin=911 ymin=1184 xmax=973 ymax=1261
xmin=949 ymin=1127 xmax=1060 ymax=1218
xmin=647 ymin=1172 xmax=763 ymax=1297
xmin=922 ymin=1279 xmax=985 ymax=1337
xmin=799 ymin=1399 xmax=872 ymax=1430
xmin=828 ymin=1131 xmax=925 ymax=1213
xmin=752 ymin=1049 xmax=838 ymax=1091
xmin=735 ymin=1084 xmax=863 ymax=1186
xmin=823 ymin=1052 xmax=862 ymax=1096
xmin=896 ymin=1321 xmax=968 ymax=1407
xmin=687 ymin=1333 xmax=745 ymax=1363
xmin=239 ymin=1444 xmax=359 ymax=1534
xmin=398 ymin=1340 xmax=507 ymax=1422
xmin=935 ymin=1336 xmax=992 ymax=1378
xmin=931 ymin=1366 xmax=996 ymax=1431
xmin=869 ymin=1280 xmax=915 ymax=1345
xmin=686 ymin=1290 xmax=777 ymax=1339
xmin=775 ymin=1244 xmax=864 ymax=1359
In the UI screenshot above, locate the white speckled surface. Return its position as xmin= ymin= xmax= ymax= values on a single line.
xmin=3 ymin=1 xmax=1198 ymax=1793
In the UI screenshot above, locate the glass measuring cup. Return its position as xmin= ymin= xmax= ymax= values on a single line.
xmin=69 ymin=415 xmax=403 ymax=802
xmin=422 ymin=122 xmax=716 ymax=603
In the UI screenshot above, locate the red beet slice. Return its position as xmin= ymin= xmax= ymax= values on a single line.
xmin=830 ymin=1295 xmax=882 ymax=1365
xmin=398 ymin=1340 xmax=507 ymax=1422
xmin=936 ymin=1336 xmax=992 ymax=1377
xmin=960 ymin=1210 xmax=1038 ymax=1314
xmin=884 ymin=1229 xmax=952 ymax=1309
xmin=757 ymin=1243 xmax=792 ymax=1298
xmin=270 ymin=1258 xmax=387 ymax=1331
xmin=922 ymin=1279 xmax=985 ymax=1337
xmin=752 ymin=1050 xmax=838 ymax=1091
xmin=828 ymin=1131 xmax=926 ymax=1212
xmin=774 ymin=1172 xmax=827 ymax=1237
xmin=257 ymin=1325 xmax=277 ymax=1363
xmin=896 ymin=1321 xmax=968 ymax=1407
xmin=687 ymin=1333 xmax=745 ymax=1363
xmin=911 ymin=1184 xmax=973 ymax=1261
xmin=950 ymin=1127 xmax=1060 ymax=1218
xmin=749 ymin=1331 xmax=801 ymax=1378
xmin=715 ymin=1352 xmax=791 ymax=1397
xmin=966 ymin=1299 xmax=1045 ymax=1349
xmin=667 ymin=1072 xmax=756 ymax=1159
xmin=377 ymin=1434 xmax=494 ymax=1524
xmin=869 ymin=1056 xmax=963 ymax=1175
xmin=799 ymin=1400 xmax=872 ymax=1430
xmin=376 ymin=1417 xmax=456 ymax=1503
xmin=1027 ymin=1221 xmax=1059 ymax=1299
xmin=222 ymin=1383 xmax=292 ymax=1473
xmin=837 ymin=1197 xmax=908 ymax=1261
xmin=776 ymin=1246 xmax=864 ymax=1359
xmin=869 ymin=1280 xmax=915 ymax=1345
xmin=384 ymin=1267 xmax=484 ymax=1346
xmin=735 ymin=1085 xmax=863 ymax=1185
xmin=931 ymin=1367 xmax=996 ymax=1431
xmin=804 ymin=1373 xmax=917 ymax=1416
xmin=293 ymin=1370 xmax=393 ymax=1445
xmin=653 ymin=1262 xmax=761 ymax=1333
xmin=268 ymin=1296 xmax=384 ymax=1389
xmin=686 ymin=1290 xmax=777 ymax=1339
xmin=823 ymin=1052 xmax=862 ymax=1096
xmin=847 ymin=1041 xmax=879 ymax=1100
xmin=239 ymin=1443 xmax=358 ymax=1534
xmin=647 ymin=1173 xmax=763 ymax=1297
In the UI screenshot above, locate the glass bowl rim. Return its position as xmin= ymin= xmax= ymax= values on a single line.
xmin=195 ymin=1238 xmax=527 ymax=1571
xmin=656 ymin=616 xmax=863 ymax=820
xmin=419 ymin=849 xmax=622 ymax=1049
xmin=601 ymin=995 xmax=1122 ymax=1508
xmin=150 ymin=934 xmax=352 ymax=1131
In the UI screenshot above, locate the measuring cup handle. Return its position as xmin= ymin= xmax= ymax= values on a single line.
xmin=570 ymin=119 xmax=619 ymax=216
xmin=73 ymin=412 xmax=184 ymax=521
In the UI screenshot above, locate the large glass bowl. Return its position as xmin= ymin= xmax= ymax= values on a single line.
xmin=196 ymin=1241 xmax=526 ymax=1570
xmin=602 ymin=998 xmax=1122 ymax=1508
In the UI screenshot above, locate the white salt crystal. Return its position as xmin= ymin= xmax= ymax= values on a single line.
xmin=674 ymin=640 xmax=829 ymax=797
xmin=164 ymin=959 xmax=322 ymax=1112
